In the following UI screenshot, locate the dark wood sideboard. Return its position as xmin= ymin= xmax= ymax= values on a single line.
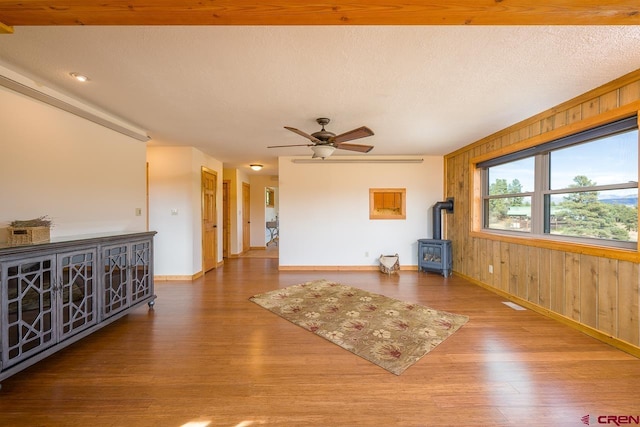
xmin=0 ymin=231 xmax=156 ymax=387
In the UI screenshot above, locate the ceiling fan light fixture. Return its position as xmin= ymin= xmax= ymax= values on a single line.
xmin=311 ymin=145 xmax=336 ymax=159
xmin=250 ymin=164 xmax=263 ymax=171
xmin=271 ymin=118 xmax=374 ymax=158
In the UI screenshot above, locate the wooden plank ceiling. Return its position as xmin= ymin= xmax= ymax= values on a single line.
xmin=0 ymin=1 xmax=639 ymax=30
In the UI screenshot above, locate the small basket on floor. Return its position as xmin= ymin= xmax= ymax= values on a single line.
xmin=379 ymin=253 xmax=400 ymax=275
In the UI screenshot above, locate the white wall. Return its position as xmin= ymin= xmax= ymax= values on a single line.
xmin=147 ymin=146 xmax=222 ymax=276
xmin=278 ymin=156 xmax=443 ymax=267
xmin=0 ymin=85 xmax=147 ymax=242
xmin=147 ymin=146 xmax=195 ymax=276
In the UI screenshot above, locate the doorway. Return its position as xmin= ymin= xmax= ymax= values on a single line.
xmin=265 ymin=186 xmax=279 ymax=248
xmin=222 ymin=180 xmax=230 ymax=259
xmin=242 ymin=182 xmax=250 ymax=253
xmin=202 ymin=167 xmax=218 ymax=272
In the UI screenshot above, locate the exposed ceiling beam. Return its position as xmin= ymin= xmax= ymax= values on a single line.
xmin=0 ymin=21 xmax=13 ymax=33
xmin=0 ymin=1 xmax=638 ymax=26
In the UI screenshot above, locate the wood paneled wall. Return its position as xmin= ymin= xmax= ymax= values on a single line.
xmin=444 ymin=68 xmax=640 ymax=353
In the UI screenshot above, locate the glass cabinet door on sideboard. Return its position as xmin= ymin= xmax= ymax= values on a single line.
xmin=130 ymin=240 xmax=152 ymax=305
xmin=1 ymin=248 xmax=96 ymax=370
xmin=102 ymin=238 xmax=153 ymax=320
xmin=58 ymin=249 xmax=97 ymax=341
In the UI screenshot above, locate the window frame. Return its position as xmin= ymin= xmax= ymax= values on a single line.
xmin=483 ymin=156 xmax=536 ymax=233
xmin=369 ymin=188 xmax=406 ymax=220
xmin=471 ymin=113 xmax=640 ymax=256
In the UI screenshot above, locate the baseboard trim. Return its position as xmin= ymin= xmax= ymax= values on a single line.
xmin=155 ymin=271 xmax=203 ymax=281
xmin=278 ymin=265 xmax=419 ymax=271
xmin=456 ymin=272 xmax=640 ymax=359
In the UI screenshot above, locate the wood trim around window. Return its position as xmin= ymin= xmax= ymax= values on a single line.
xmin=469 ymin=108 xmax=640 ymax=262
xmin=369 ymin=188 xmax=406 ymax=220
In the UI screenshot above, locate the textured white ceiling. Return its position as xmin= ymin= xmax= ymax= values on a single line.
xmin=1 ymin=26 xmax=639 ymax=173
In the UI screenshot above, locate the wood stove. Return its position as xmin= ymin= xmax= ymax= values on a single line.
xmin=418 ymin=198 xmax=454 ymax=277
xmin=418 ymin=239 xmax=452 ymax=277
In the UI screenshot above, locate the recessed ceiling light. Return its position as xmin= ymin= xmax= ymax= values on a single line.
xmin=69 ymin=72 xmax=89 ymax=82
xmin=250 ymin=164 xmax=263 ymax=171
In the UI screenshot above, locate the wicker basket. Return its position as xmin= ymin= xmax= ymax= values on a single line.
xmin=379 ymin=253 xmax=400 ymax=275
xmin=7 ymin=226 xmax=50 ymax=245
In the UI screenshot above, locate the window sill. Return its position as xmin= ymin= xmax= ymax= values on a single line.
xmin=469 ymin=229 xmax=640 ymax=262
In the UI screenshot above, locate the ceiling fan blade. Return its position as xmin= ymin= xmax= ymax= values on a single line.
xmin=284 ymin=126 xmax=322 ymax=143
xmin=331 ymin=126 xmax=374 ymax=143
xmin=267 ymin=143 xmax=314 ymax=148
xmin=335 ymin=142 xmax=374 ymax=153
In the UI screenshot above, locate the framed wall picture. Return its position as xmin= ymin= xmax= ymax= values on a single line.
xmin=266 ymin=188 xmax=275 ymax=207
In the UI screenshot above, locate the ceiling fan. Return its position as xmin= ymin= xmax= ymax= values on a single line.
xmin=268 ymin=118 xmax=374 ymax=159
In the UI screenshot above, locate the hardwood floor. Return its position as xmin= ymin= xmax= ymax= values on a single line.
xmin=1 ymin=257 xmax=639 ymax=426
xmin=239 ymin=246 xmax=279 ymax=259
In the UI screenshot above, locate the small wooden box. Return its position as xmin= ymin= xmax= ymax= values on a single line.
xmin=8 ymin=226 xmax=50 ymax=245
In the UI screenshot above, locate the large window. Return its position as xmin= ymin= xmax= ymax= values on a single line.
xmin=480 ymin=116 xmax=638 ymax=248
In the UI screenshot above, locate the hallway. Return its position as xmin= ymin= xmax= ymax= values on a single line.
xmin=239 ymin=245 xmax=279 ymax=259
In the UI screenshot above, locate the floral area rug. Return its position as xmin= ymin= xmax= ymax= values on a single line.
xmin=249 ymin=279 xmax=469 ymax=375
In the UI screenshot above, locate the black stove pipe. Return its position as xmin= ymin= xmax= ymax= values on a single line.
xmin=432 ymin=198 xmax=454 ymax=240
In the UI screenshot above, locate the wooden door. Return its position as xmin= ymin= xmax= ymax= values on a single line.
xmin=202 ymin=168 xmax=218 ymax=272
xmin=242 ymin=182 xmax=250 ymax=253
xmin=222 ymin=180 xmax=230 ymax=258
